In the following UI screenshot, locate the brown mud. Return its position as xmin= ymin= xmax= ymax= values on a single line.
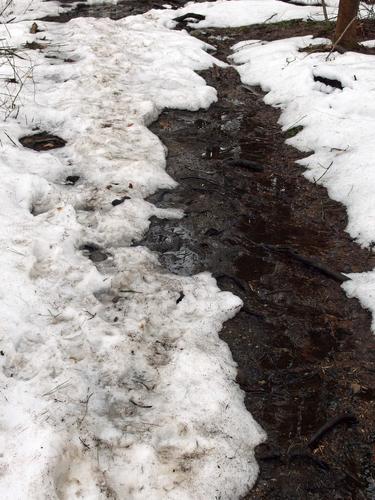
xmin=141 ymin=23 xmax=375 ymax=500
xmin=43 ymin=4 xmax=375 ymax=498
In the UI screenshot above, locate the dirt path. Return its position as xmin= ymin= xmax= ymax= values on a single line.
xmin=43 ymin=5 xmax=375 ymax=498
xmin=141 ymin=23 xmax=375 ymax=499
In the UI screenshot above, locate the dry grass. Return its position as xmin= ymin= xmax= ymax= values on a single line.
xmin=0 ymin=1 xmax=34 ymax=120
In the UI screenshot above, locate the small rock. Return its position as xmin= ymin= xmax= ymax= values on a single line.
xmin=112 ymin=196 xmax=130 ymax=207
xmin=30 ymin=22 xmax=39 ymax=34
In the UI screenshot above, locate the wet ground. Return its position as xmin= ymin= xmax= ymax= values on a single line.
xmin=142 ymin=24 xmax=375 ymax=500
xmin=42 ymin=0 xmax=208 ymax=22
xmin=43 ymin=4 xmax=375 ymax=498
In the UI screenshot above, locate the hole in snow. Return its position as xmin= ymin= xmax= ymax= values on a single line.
xmin=111 ymin=195 xmax=131 ymax=206
xmin=313 ymin=75 xmax=343 ymax=90
xmin=64 ymin=175 xmax=80 ymax=185
xmin=19 ymin=131 xmax=67 ymax=151
xmin=80 ymin=243 xmax=109 ymax=263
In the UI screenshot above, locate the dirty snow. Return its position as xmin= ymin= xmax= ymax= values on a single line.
xmin=5 ymin=0 xmax=375 ymax=497
xmin=0 ymin=7 xmax=266 ymax=500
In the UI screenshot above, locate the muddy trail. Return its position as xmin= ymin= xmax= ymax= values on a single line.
xmin=141 ymin=24 xmax=375 ymax=500
xmin=44 ymin=3 xmax=375 ymax=498
xmin=42 ymin=0 xmax=208 ymax=22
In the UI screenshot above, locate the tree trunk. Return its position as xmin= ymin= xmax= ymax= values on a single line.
xmin=334 ymin=0 xmax=360 ymax=49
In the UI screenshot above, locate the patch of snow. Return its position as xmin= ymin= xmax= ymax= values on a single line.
xmin=0 ymin=10 xmax=265 ymax=500
xmin=0 ymin=0 xmax=66 ymax=21
xmin=153 ymin=0 xmax=338 ymax=28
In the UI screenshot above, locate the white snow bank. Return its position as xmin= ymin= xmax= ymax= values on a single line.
xmin=153 ymin=0 xmax=337 ymax=28
xmin=0 ymin=0 xmax=118 ymax=22
xmin=0 ymin=12 xmax=264 ymax=500
xmin=230 ymin=36 xmax=375 ymax=327
xmin=0 ymin=0 xmax=65 ymax=21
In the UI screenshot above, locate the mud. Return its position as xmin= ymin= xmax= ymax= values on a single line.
xmin=43 ymin=4 xmax=375 ymax=497
xmin=42 ymin=0 xmax=208 ymax=22
xmin=140 ymin=25 xmax=375 ymax=500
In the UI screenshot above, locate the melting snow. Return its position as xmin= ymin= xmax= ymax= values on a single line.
xmin=0 ymin=7 xmax=265 ymax=500
xmin=4 ymin=0 xmax=375 ymax=497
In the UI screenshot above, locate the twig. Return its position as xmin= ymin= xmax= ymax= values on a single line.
xmin=130 ymin=399 xmax=152 ymax=409
xmin=3 ymin=130 xmax=17 ymax=146
xmin=326 ymin=16 xmax=357 ymax=60
xmin=42 ymin=379 xmax=71 ymax=397
xmin=321 ymin=0 xmax=329 ymax=22
xmin=307 ymin=413 xmax=358 ymax=449
xmin=78 ymin=392 xmax=93 ymax=426
xmin=79 ymin=437 xmax=90 ymax=449
xmin=283 ymin=247 xmax=350 ymax=283
xmin=264 ymin=13 xmax=277 ymax=23
xmin=261 ymin=242 xmax=350 ymax=283
xmin=313 ymin=160 xmax=333 ymax=184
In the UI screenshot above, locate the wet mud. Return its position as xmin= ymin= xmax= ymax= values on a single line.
xmin=140 ymin=25 xmax=375 ymax=500
xmin=42 ymin=0 xmax=207 ymax=22
xmin=43 ymin=4 xmax=375 ymax=497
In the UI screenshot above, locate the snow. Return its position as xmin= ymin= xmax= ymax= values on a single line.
xmin=4 ymin=0 xmax=375 ymax=496
xmin=0 ymin=0 xmax=64 ymax=21
xmin=154 ymin=0 xmax=338 ymax=28
xmin=0 ymin=8 xmax=265 ymax=500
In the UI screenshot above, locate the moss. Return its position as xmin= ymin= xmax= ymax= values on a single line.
xmin=284 ymin=125 xmax=303 ymax=138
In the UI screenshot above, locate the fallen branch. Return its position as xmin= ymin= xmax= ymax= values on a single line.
xmin=307 ymin=413 xmax=358 ymax=449
xmin=285 ymin=248 xmax=350 ymax=283
xmin=225 ymin=159 xmax=264 ymax=172
xmin=262 ymin=243 xmax=350 ymax=283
